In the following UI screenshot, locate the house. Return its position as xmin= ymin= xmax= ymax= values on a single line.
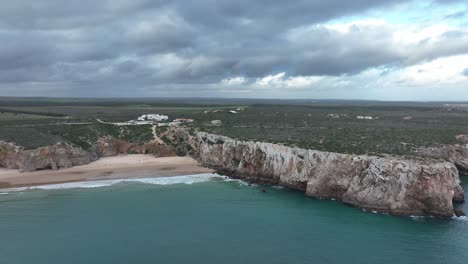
xmin=137 ymin=114 xmax=169 ymax=122
xmin=357 ymin=115 xmax=376 ymax=120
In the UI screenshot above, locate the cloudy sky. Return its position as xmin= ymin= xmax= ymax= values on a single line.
xmin=1 ymin=0 xmax=468 ymax=100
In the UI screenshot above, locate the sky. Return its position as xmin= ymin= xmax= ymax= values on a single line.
xmin=0 ymin=0 xmax=467 ymax=100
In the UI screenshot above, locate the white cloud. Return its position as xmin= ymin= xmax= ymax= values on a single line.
xmin=209 ymin=51 xmax=468 ymax=100
xmin=221 ymin=76 xmax=246 ymax=86
xmin=252 ymin=72 xmax=323 ymax=89
xmin=387 ymin=54 xmax=468 ymax=86
xmin=284 ymin=75 xmax=323 ymax=88
xmin=322 ymin=18 xmax=388 ymax=33
xmin=286 ymin=18 xmax=468 ymax=69
xmin=255 ymin=73 xmax=286 ymax=87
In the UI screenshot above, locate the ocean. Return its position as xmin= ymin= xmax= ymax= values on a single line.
xmin=0 ymin=174 xmax=467 ymax=264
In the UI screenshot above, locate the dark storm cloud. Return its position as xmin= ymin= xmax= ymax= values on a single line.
xmin=0 ymin=0 xmax=467 ymax=96
xmin=0 ymin=0 xmax=166 ymax=29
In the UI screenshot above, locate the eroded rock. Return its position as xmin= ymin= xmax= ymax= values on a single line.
xmin=0 ymin=141 xmax=95 ymax=172
xmin=165 ymin=128 xmax=464 ymax=217
xmin=454 ymin=209 xmax=466 ymax=217
xmin=416 ymin=145 xmax=468 ymax=174
xmin=90 ymin=137 xmax=176 ymax=157
xmin=0 ymin=138 xmax=177 ymax=172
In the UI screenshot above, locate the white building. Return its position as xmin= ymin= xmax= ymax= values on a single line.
xmin=357 ymin=115 xmax=377 ymax=120
xmin=137 ymin=114 xmax=169 ymax=122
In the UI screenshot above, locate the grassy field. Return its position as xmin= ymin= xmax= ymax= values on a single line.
xmin=0 ymin=112 xmax=61 ymax=121
xmin=1 ymin=97 xmax=467 ymax=156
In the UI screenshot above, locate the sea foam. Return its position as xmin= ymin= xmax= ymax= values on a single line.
xmin=0 ymin=173 xmax=224 ymax=194
xmin=453 ymin=215 xmax=468 ymax=221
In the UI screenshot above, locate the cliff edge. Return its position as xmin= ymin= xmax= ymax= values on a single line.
xmin=416 ymin=145 xmax=468 ymax=174
xmin=165 ymin=128 xmax=464 ymax=217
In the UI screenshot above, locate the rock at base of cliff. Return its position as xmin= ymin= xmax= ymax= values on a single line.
xmin=454 ymin=209 xmax=466 ymax=217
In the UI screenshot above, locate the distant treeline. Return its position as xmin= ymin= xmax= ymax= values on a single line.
xmin=0 ymin=108 xmax=66 ymax=117
xmin=0 ymin=97 xmax=457 ymax=108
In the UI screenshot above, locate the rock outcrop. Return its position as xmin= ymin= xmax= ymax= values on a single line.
xmin=166 ymin=128 xmax=464 ymax=217
xmin=416 ymin=145 xmax=468 ymax=174
xmin=91 ymin=138 xmax=133 ymax=157
xmin=456 ymin=134 xmax=468 ymax=143
xmin=0 ymin=141 xmax=96 ymax=172
xmin=0 ymin=138 xmax=176 ymax=172
xmin=90 ymin=137 xmax=176 ymax=158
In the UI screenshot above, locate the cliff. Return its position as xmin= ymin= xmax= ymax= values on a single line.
xmin=91 ymin=137 xmax=175 ymax=158
xmin=165 ymin=128 xmax=464 ymax=217
xmin=0 ymin=141 xmax=95 ymax=172
xmin=0 ymin=138 xmax=175 ymax=172
xmin=416 ymin=145 xmax=468 ymax=174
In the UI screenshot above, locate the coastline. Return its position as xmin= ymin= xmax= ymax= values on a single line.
xmin=0 ymin=155 xmax=213 ymax=189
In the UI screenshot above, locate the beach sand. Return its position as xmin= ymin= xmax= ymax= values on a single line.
xmin=0 ymin=155 xmax=214 ymax=188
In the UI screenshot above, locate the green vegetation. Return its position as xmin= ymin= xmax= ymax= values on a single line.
xmin=200 ymin=105 xmax=468 ymax=155
xmin=0 ymin=121 xmax=152 ymax=150
xmin=1 ymin=97 xmax=467 ymax=156
xmin=0 ymin=112 xmax=61 ymax=121
xmin=0 ymin=108 xmax=67 ymax=117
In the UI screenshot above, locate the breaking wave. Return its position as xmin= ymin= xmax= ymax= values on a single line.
xmin=0 ymin=173 xmax=224 ymax=193
xmin=223 ymin=177 xmax=256 ymax=187
xmin=453 ymin=215 xmax=468 ymax=221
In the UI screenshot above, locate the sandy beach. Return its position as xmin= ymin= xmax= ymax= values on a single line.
xmin=0 ymin=155 xmax=213 ymax=188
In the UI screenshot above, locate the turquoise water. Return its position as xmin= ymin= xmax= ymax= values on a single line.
xmin=0 ymin=175 xmax=467 ymax=264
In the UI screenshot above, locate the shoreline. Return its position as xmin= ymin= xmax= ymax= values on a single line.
xmin=0 ymin=155 xmax=213 ymax=189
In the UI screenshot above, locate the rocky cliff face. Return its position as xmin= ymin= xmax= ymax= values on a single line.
xmin=416 ymin=145 xmax=468 ymax=174
xmin=0 ymin=141 xmax=96 ymax=172
xmin=91 ymin=137 xmax=176 ymax=158
xmin=0 ymin=138 xmax=176 ymax=172
xmin=166 ymin=128 xmax=464 ymax=217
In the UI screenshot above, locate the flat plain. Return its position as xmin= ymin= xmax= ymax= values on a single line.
xmin=1 ymin=97 xmax=467 ymax=156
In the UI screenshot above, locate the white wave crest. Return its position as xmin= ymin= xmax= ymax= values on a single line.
xmin=453 ymin=215 xmax=468 ymax=221
xmin=0 ymin=173 xmax=223 ymax=193
xmin=223 ymin=177 xmax=258 ymax=187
